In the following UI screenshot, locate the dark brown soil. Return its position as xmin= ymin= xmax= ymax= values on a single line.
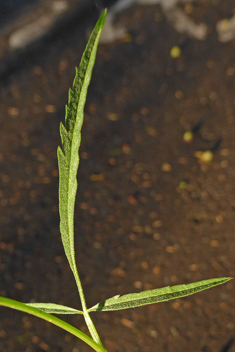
xmin=0 ymin=2 xmax=235 ymax=352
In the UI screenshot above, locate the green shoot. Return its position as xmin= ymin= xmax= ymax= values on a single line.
xmin=57 ymin=9 xmax=107 ymax=345
xmin=0 ymin=9 xmax=231 ymax=352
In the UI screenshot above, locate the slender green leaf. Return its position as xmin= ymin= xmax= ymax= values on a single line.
xmin=88 ymin=277 xmax=231 ymax=312
xmin=26 ymin=303 xmax=83 ymax=315
xmin=57 ymin=11 xmax=107 ymax=284
xmin=0 ymin=297 xmax=106 ymax=352
xmin=58 ymin=12 xmax=107 ymax=345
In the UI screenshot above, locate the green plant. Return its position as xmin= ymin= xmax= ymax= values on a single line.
xmin=0 ymin=10 xmax=231 ymax=352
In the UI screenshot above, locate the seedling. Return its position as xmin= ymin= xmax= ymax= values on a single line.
xmin=0 ymin=10 xmax=231 ymax=352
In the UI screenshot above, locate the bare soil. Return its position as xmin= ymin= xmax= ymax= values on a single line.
xmin=0 ymin=2 xmax=234 ymax=352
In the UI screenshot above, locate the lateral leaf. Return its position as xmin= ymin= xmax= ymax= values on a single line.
xmin=0 ymin=296 xmax=105 ymax=352
xmin=26 ymin=303 xmax=83 ymax=315
xmin=57 ymin=11 xmax=107 ymax=282
xmin=88 ymin=277 xmax=231 ymax=312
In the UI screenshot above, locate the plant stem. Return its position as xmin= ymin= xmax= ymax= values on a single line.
xmin=73 ymin=265 xmax=103 ymax=345
xmin=0 ymin=296 xmax=107 ymax=352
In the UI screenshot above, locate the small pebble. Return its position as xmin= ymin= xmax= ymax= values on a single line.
xmin=161 ymin=163 xmax=172 ymax=171
xmin=183 ymin=131 xmax=193 ymax=142
xmin=152 ymin=220 xmax=162 ymax=228
xmin=179 ymin=181 xmax=187 ymax=189
xmin=189 ymin=264 xmax=198 ymax=271
xmin=166 ymin=246 xmax=175 ymax=253
xmin=39 ymin=342 xmax=50 ymax=351
xmin=146 ymin=126 xmax=157 ymax=136
xmin=90 ymin=174 xmax=105 ymax=181
xmin=122 ymin=144 xmax=131 ymax=154
xmin=210 ymin=240 xmax=219 ymax=247
xmin=121 ymin=318 xmax=134 ymax=328
xmin=153 ymin=266 xmax=161 ymax=274
xmin=171 ymin=301 xmax=181 ymax=310
xmin=215 ymin=215 xmax=223 ymax=223
xmin=134 ymin=281 xmax=143 ymax=289
xmin=110 ymin=267 xmax=125 ymax=277
xmin=195 ymin=150 xmax=213 ymax=164
xmin=170 ymin=46 xmax=181 ymax=58
xmin=8 ymin=107 xmax=19 ymax=116
xmin=45 ymin=105 xmax=56 ymax=113
xmin=15 ymin=282 xmax=24 ymax=290
xmin=153 ymin=233 xmax=161 ymax=240
xmin=107 ymin=112 xmax=118 ymax=121
xmin=141 ymin=261 xmax=149 ymax=269
xmin=175 ymin=90 xmax=184 ymax=99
